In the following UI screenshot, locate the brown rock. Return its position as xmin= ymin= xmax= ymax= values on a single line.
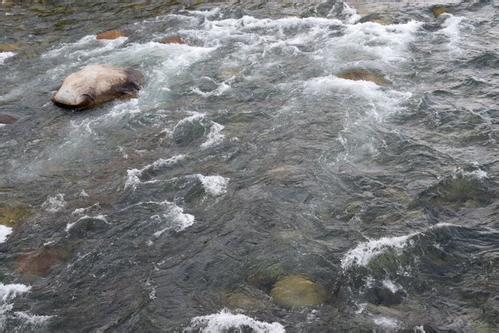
xmin=96 ymin=30 xmax=126 ymax=40
xmin=358 ymin=14 xmax=392 ymax=26
xmin=338 ymin=69 xmax=390 ymax=86
xmin=160 ymin=36 xmax=186 ymax=45
xmin=0 ymin=114 xmax=17 ymax=124
xmin=17 ymin=246 xmax=71 ymax=277
xmin=0 ymin=43 xmax=19 ymax=52
xmin=432 ymin=6 xmax=448 ymax=17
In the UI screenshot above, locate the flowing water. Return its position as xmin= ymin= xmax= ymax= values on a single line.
xmin=0 ymin=0 xmax=498 ymax=332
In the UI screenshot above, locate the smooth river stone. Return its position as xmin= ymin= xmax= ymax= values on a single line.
xmin=52 ymin=64 xmax=144 ymax=110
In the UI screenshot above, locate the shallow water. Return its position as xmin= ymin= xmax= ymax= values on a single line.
xmin=1 ymin=0 xmax=498 ymax=332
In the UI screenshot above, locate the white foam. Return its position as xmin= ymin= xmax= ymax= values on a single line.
xmin=455 ymin=166 xmax=488 ymax=180
xmin=124 ymin=154 xmax=185 ymax=190
xmin=341 ymin=223 xmax=455 ymax=269
xmin=382 ymin=279 xmax=402 ymax=293
xmin=187 ymin=309 xmax=285 ymax=333
xmin=304 ymin=76 xmax=411 ymax=115
xmin=342 ymin=234 xmax=413 ymax=269
xmin=173 ymin=112 xmax=206 ymax=132
xmin=0 ymin=225 xmax=13 ymax=244
xmin=343 ymin=3 xmax=361 ymax=24
xmin=201 ymin=122 xmax=225 ymax=149
xmin=196 ymin=175 xmax=229 ymax=196
xmin=0 ymin=283 xmax=31 ymax=302
xmin=152 ymin=201 xmax=195 ymax=236
xmin=326 ymin=19 xmax=422 ymax=64
xmin=13 ymin=311 xmax=52 ymax=326
xmin=373 ymin=316 xmax=399 ymax=329
xmin=0 ymin=52 xmax=15 ymax=65
xmin=41 ymin=194 xmax=66 ymax=213
xmin=71 ymin=203 xmax=100 ymax=216
xmin=440 ymin=15 xmax=464 ymax=54
xmin=42 ymin=35 xmax=126 ymax=59
xmin=192 ymin=80 xmax=231 ymax=97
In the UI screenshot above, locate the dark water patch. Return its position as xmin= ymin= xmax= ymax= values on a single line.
xmin=465 ymin=51 xmax=499 ymax=69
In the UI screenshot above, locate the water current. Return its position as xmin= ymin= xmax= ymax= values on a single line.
xmin=0 ymin=0 xmax=498 ymax=332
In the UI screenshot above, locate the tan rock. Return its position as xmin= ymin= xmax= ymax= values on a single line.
xmin=432 ymin=6 xmax=448 ymax=17
xmin=96 ymin=30 xmax=126 ymax=40
xmin=270 ymin=275 xmax=327 ymax=308
xmin=0 ymin=43 xmax=19 ymax=52
xmin=338 ymin=69 xmax=390 ymax=86
xmin=52 ymin=64 xmax=144 ymax=110
xmin=160 ymin=36 xmax=186 ymax=45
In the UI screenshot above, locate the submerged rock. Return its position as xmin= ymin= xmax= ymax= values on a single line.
xmin=96 ymin=30 xmax=126 ymax=40
xmin=0 ymin=205 xmax=31 ymax=227
xmin=338 ymin=70 xmax=390 ymax=86
xmin=52 ymin=64 xmax=144 ymax=110
xmin=0 ymin=114 xmax=17 ymax=124
xmin=431 ymin=6 xmax=448 ymax=17
xmin=17 ymin=245 xmax=71 ymax=277
xmin=66 ymin=215 xmax=109 ymax=239
xmin=413 ymin=173 xmax=494 ymax=212
xmin=270 ymin=275 xmax=327 ymax=308
xmin=224 ymin=290 xmax=269 ymax=311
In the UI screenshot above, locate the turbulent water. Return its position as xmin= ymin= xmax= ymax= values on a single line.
xmin=1 ymin=0 xmax=498 ymax=332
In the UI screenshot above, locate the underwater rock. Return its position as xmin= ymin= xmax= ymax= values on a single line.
xmin=52 ymin=64 xmax=144 ymax=110
xmin=66 ymin=215 xmax=109 ymax=239
xmin=0 ymin=205 xmax=31 ymax=227
xmin=265 ymin=165 xmax=305 ymax=184
xmin=96 ymin=30 xmax=126 ymax=40
xmin=431 ymin=6 xmax=448 ymax=17
xmin=413 ymin=173 xmax=494 ymax=212
xmin=0 ymin=114 xmax=17 ymax=124
xmin=224 ymin=290 xmax=269 ymax=311
xmin=338 ymin=70 xmax=390 ymax=86
xmin=17 ymin=245 xmax=71 ymax=277
xmin=270 ymin=275 xmax=327 ymax=308
xmin=248 ymin=264 xmax=284 ymax=293
xmin=366 ymin=285 xmax=406 ymax=306
xmin=160 ymin=36 xmax=186 ymax=45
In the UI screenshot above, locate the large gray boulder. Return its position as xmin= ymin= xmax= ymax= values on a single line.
xmin=52 ymin=64 xmax=144 ymax=110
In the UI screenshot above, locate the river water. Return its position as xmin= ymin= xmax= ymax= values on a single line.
xmin=0 ymin=0 xmax=498 ymax=332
